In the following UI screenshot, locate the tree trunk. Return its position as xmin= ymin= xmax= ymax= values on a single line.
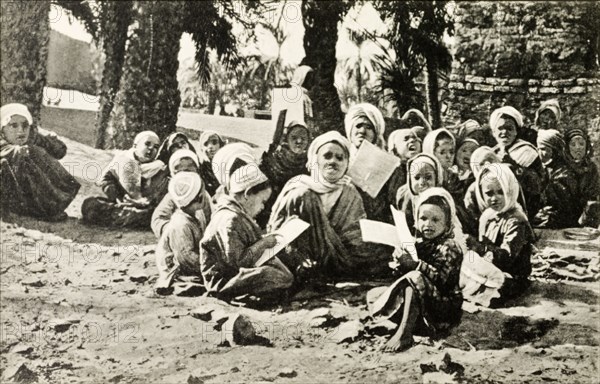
xmin=1 ymin=0 xmax=49 ymax=123
xmin=301 ymin=0 xmax=349 ymax=135
xmin=425 ymin=58 xmax=441 ymax=129
xmin=95 ymin=0 xmax=133 ymax=149
xmin=110 ymin=1 xmax=182 ymax=148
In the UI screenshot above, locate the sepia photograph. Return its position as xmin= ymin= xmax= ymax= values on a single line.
xmin=1 ymin=0 xmax=599 ymax=382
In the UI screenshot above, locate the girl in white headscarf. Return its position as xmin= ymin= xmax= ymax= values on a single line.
xmin=466 ymin=163 xmax=535 ymax=304
xmin=81 ymin=130 xmax=169 ymax=228
xmin=367 ymin=187 xmax=464 ymax=352
xmin=0 ymin=103 xmax=80 ymax=220
xmin=534 ymin=99 xmax=562 ymax=131
xmin=490 ymin=106 xmax=546 ymax=221
xmin=268 ymin=131 xmax=389 ymax=278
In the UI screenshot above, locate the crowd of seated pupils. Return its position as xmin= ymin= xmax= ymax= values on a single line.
xmin=1 ymin=100 xmax=599 ymax=352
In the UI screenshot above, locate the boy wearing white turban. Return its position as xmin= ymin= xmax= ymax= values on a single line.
xmin=155 ymin=172 xmax=209 ymax=292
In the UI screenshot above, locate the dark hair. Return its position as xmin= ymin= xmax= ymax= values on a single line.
xmin=245 ymin=180 xmax=272 ymax=196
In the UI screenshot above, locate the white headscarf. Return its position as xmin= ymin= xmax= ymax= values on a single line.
xmin=0 ymin=103 xmax=33 ymax=127
xmin=475 ymin=163 xmax=522 ymax=215
xmin=406 ymin=153 xmax=444 ymax=196
xmin=133 ymin=130 xmax=160 ymax=146
xmin=387 ymin=128 xmax=418 ymax=155
xmin=169 ymin=172 xmax=203 ymax=208
xmin=489 ymin=106 xmax=523 ymax=131
xmin=414 ymin=187 xmax=467 ymax=253
xmin=168 ymin=149 xmax=199 ymax=174
xmin=344 ymin=103 xmax=385 ymax=151
xmin=401 ymin=108 xmax=432 ymax=131
xmin=469 ymin=146 xmax=500 ymax=177
xmin=422 ymin=128 xmax=456 ymax=156
xmin=535 ymin=99 xmax=562 ymax=126
xmin=229 ymin=164 xmax=269 ymax=194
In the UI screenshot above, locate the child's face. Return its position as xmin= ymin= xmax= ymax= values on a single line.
xmin=173 ymin=158 xmax=198 ymax=174
xmin=537 ymin=144 xmax=553 ymax=165
xmin=244 ymin=187 xmax=272 ymax=218
xmin=568 ymin=136 xmax=586 ymax=162
xmin=472 ymin=155 xmax=497 ymax=176
xmin=434 ymin=138 xmax=455 ymax=169
xmin=396 ymin=131 xmax=421 ymax=160
xmin=134 ymin=136 xmax=160 ymax=163
xmin=481 ymin=176 xmax=505 ymax=211
xmin=350 ymin=117 xmax=376 ymax=148
xmin=411 ymin=163 xmax=436 ymax=195
xmin=417 ymin=203 xmax=447 ymax=239
xmin=287 ymin=125 xmax=309 ymax=154
xmin=2 ymin=115 xmax=30 ymax=145
xmin=456 ymin=141 xmax=478 ymax=171
xmin=170 ymin=136 xmax=189 ymax=154
xmin=317 ymin=143 xmax=348 ymax=183
xmin=537 ymin=110 xmax=557 ymax=130
xmin=203 ymin=135 xmax=222 ymax=160
xmin=494 ymin=117 xmax=517 ymax=147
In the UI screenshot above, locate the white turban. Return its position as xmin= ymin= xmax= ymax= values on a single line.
xmin=489 ymin=106 xmax=523 ymax=131
xmin=229 ymin=164 xmax=269 ymax=194
xmin=211 ymin=143 xmax=258 ymax=186
xmin=168 ymin=149 xmax=199 ymax=173
xmin=133 ymin=130 xmax=160 ymax=146
xmin=168 ymin=171 xmax=203 ymax=208
xmin=306 ymin=130 xmax=350 ymax=170
xmin=1 ymin=103 xmax=33 ymax=127
xmin=344 ymin=103 xmax=385 ymax=148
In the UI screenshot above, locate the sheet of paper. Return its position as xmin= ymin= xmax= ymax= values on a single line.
xmin=391 ymin=206 xmax=418 ymax=261
xmin=360 ymin=219 xmax=400 ymax=248
xmin=271 ymin=87 xmax=305 ymax=128
xmin=254 ymin=217 xmax=310 ymax=267
xmin=348 ymin=140 xmax=400 ymax=198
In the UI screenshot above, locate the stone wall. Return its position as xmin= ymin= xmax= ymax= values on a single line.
xmin=445 ymin=1 xmax=599 ymax=132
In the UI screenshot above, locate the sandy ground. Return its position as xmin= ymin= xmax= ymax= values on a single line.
xmin=1 ymin=134 xmax=599 ymax=384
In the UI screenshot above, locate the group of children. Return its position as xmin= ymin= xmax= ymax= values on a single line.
xmin=1 ymin=100 xmax=599 ymax=352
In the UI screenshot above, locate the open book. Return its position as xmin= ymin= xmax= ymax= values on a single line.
xmin=348 ymin=140 xmax=400 ymax=198
xmin=254 ymin=217 xmax=310 ymax=267
xmin=359 ymin=205 xmax=418 ymax=261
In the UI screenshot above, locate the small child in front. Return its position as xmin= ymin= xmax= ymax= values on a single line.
xmin=200 ymin=165 xmax=293 ymax=302
xmin=369 ymin=188 xmax=463 ymax=352
xmin=155 ymin=172 xmax=209 ymax=292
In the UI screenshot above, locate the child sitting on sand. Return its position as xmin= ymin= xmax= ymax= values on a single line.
xmin=0 ymin=103 xmax=80 ymax=220
xmin=466 ymin=163 xmax=535 ymax=303
xmin=155 ymin=172 xmax=209 ymax=292
xmin=199 ymin=165 xmax=293 ymax=301
xmin=368 ymin=188 xmax=463 ymax=352
xmin=151 ymin=149 xmax=212 ymax=238
xmin=81 ymin=131 xmax=168 ymax=228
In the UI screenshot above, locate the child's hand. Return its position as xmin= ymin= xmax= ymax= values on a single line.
xmin=393 ymin=248 xmax=419 ymax=271
xmin=261 ymin=234 xmax=279 ymax=249
xmin=466 ymin=235 xmax=485 ymax=254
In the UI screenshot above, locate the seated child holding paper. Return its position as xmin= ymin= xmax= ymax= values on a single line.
xmin=155 ymin=172 xmax=209 ymax=292
xmin=396 ymin=153 xmax=444 ymax=233
xmin=200 ymin=165 xmax=293 ymax=301
xmin=387 ymin=127 xmax=423 ymax=186
xmin=268 ymin=131 xmax=388 ymax=278
xmin=368 ymin=188 xmax=463 ymax=352
xmin=344 ymin=103 xmax=405 ymax=223
xmin=151 ymin=149 xmax=212 ymax=238
xmin=256 ymin=121 xmax=311 ymax=228
xmin=0 ymin=103 xmax=80 ymax=220
xmin=466 ymin=163 xmax=534 ymax=303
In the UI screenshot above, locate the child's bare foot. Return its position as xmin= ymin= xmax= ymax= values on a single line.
xmin=382 ymin=334 xmax=414 ymax=352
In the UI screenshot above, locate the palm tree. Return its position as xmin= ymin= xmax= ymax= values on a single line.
xmin=1 ymin=1 xmax=51 ymax=122
xmin=301 ymin=0 xmax=353 ymax=135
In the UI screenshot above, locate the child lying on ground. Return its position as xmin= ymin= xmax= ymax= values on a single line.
xmin=368 ymin=188 xmax=463 ymax=352
xmin=155 ymin=172 xmax=209 ymax=292
xmin=200 ymin=165 xmax=293 ymax=302
xmin=0 ymin=103 xmax=80 ymax=220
